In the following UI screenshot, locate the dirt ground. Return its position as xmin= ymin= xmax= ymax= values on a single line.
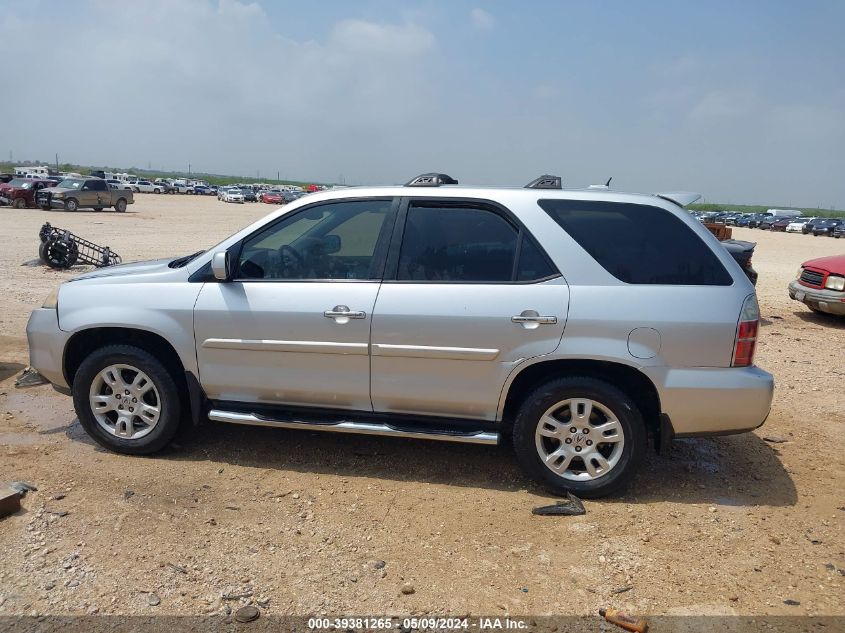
xmin=0 ymin=194 xmax=842 ymax=619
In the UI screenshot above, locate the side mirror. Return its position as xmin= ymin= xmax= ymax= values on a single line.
xmin=322 ymin=234 xmax=341 ymax=254
xmin=211 ymin=251 xmax=231 ymax=281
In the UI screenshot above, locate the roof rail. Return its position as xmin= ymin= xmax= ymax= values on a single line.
xmin=524 ymin=174 xmax=562 ymax=189
xmin=405 ymin=173 xmax=459 ymax=187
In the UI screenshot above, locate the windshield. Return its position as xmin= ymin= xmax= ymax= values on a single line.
xmin=58 ymin=179 xmax=84 ymax=189
xmin=7 ymin=179 xmax=32 ymax=188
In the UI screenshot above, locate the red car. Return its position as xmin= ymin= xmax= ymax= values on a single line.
xmin=788 ymin=254 xmax=845 ymax=316
xmin=770 ymin=218 xmax=790 ymax=232
xmin=259 ymin=191 xmax=284 ymax=204
xmin=0 ymin=178 xmax=53 ymax=209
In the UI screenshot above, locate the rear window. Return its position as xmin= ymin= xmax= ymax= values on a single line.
xmin=538 ymin=199 xmax=732 ymax=285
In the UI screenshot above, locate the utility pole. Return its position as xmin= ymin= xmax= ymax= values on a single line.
xmin=277 ymin=170 xmax=280 ymax=183
xmin=55 ymin=153 xmax=59 ymax=173
xmin=188 ymin=163 xmax=191 ymax=177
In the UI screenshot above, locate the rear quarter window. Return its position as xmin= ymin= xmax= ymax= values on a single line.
xmin=539 ymin=199 xmax=732 ymax=285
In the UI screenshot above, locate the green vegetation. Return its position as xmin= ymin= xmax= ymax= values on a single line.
xmin=690 ymin=203 xmax=845 ymax=219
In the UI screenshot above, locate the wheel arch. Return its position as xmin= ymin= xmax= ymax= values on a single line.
xmin=64 ymin=327 xmax=186 ymax=394
xmin=499 ymin=358 xmax=662 ymax=442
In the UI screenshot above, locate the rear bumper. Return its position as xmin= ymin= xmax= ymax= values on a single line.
xmin=788 ymin=280 xmax=845 ymax=315
xmin=26 ymin=308 xmax=70 ymax=390
xmin=642 ymin=365 xmax=774 ymax=436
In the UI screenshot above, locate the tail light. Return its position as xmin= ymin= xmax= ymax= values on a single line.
xmin=732 ymin=294 xmax=759 ymax=367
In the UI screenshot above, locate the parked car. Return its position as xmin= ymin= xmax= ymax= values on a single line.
xmin=812 ymin=219 xmax=843 ymax=236
xmin=37 ymin=177 xmax=134 ymax=212
xmin=26 ymin=173 xmax=773 ymax=498
xmin=735 ymin=214 xmax=752 ymax=227
xmin=770 ymin=218 xmax=790 ymax=232
xmin=758 ymin=216 xmax=776 ymax=230
xmin=193 ymin=185 xmax=212 ymax=195
xmin=282 ymin=190 xmax=305 ymax=203
xmin=153 ymin=180 xmax=175 ymax=194
xmin=172 ymin=182 xmax=194 ymax=194
xmin=747 ymin=213 xmax=772 ymax=228
xmin=222 ymin=188 xmax=244 ymax=203
xmin=259 ymin=190 xmax=284 ymax=204
xmin=789 ymin=255 xmax=845 ymax=316
xmin=786 ymin=217 xmax=813 ymax=233
xmin=834 ymin=224 xmax=845 ymax=239
xmin=106 ymin=179 xmax=132 ymax=191
xmin=0 ymin=178 xmax=53 ymax=209
xmin=239 ymin=187 xmax=257 ymax=202
xmin=128 ymin=180 xmax=162 ymax=194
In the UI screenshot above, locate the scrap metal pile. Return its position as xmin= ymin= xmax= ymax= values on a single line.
xmin=38 ymin=222 xmax=121 ymax=269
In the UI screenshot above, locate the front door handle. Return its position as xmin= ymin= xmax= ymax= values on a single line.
xmin=324 ymin=305 xmax=366 ymax=323
xmin=512 ymin=310 xmax=557 ymax=329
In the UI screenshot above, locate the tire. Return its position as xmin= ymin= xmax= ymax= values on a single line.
xmin=64 ymin=198 xmax=79 ymax=212
xmin=13 ymin=197 xmax=26 ymax=209
xmin=512 ymin=376 xmax=646 ymax=498
xmin=154 ymin=188 xmax=160 ymax=194
xmin=115 ymin=198 xmax=127 ymax=213
xmin=72 ymin=345 xmax=182 ymax=455
xmin=42 ymin=237 xmax=79 ymax=268
xmin=132 ymin=187 xmax=140 ymax=193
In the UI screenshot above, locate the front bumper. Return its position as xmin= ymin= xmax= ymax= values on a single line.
xmin=788 ymin=280 xmax=845 ymax=315
xmin=26 ymin=308 xmax=71 ymax=390
xmin=642 ymin=365 xmax=774 ymax=436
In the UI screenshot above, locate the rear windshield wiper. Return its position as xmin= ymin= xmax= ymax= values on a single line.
xmin=169 ymin=250 xmax=205 ymax=268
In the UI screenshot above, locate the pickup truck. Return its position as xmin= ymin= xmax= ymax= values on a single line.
xmin=128 ymin=180 xmax=163 ymax=194
xmin=0 ymin=178 xmax=54 ymax=209
xmin=37 ymin=177 xmax=135 ymax=212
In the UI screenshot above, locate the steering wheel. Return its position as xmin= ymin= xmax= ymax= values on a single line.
xmin=278 ymin=244 xmax=305 ymax=276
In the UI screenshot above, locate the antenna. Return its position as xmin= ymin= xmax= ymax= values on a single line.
xmin=605 ymin=177 xmax=612 ymax=187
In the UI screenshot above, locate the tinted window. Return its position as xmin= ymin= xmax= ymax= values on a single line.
xmin=517 ymin=235 xmax=557 ymax=281
xmin=539 ymin=200 xmax=732 ymax=285
xmin=87 ymin=179 xmax=107 ymax=191
xmin=398 ymin=205 xmax=518 ymax=282
xmin=237 ymin=200 xmax=392 ymax=281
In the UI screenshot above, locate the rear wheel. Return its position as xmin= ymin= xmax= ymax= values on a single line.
xmin=115 ymin=198 xmax=127 ymax=212
xmin=512 ymin=376 xmax=646 ymax=498
xmin=73 ymin=345 xmax=182 ymax=454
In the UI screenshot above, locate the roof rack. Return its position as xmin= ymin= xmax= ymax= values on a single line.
xmin=405 ymin=173 xmax=459 ymax=187
xmin=524 ymin=174 xmax=562 ymax=189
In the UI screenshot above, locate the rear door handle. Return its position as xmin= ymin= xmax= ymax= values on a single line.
xmin=511 ymin=315 xmax=557 ymax=324
xmin=512 ymin=310 xmax=557 ymax=328
xmin=324 ymin=305 xmax=366 ymax=321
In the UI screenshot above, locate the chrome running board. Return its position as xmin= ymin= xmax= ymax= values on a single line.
xmin=208 ymin=409 xmax=499 ymax=445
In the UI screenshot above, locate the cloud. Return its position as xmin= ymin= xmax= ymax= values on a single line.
xmin=470 ymin=7 xmax=495 ymax=31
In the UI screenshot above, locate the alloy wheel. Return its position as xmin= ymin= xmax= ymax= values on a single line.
xmin=88 ymin=364 xmax=161 ymax=439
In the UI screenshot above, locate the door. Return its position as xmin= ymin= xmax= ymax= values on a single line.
xmin=194 ymin=198 xmax=396 ymax=410
xmin=370 ymin=200 xmax=568 ymax=421
xmin=78 ymin=180 xmax=101 ymax=206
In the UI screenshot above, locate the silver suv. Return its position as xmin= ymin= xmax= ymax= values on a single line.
xmin=26 ymin=173 xmax=774 ymax=497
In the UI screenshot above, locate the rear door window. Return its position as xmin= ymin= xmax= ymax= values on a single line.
xmin=539 ymin=199 xmax=732 ymax=285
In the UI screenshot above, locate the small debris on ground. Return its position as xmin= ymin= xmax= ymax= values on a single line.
xmin=8 ymin=481 xmax=38 ymax=497
xmin=598 ymin=607 xmax=648 ymax=632
xmin=123 ymin=490 xmax=135 ymax=500
xmin=532 ymin=492 xmax=586 ymax=516
xmin=611 ymin=585 xmax=633 ymax=594
xmin=401 ymin=582 xmax=415 ymax=595
xmin=147 ymin=593 xmax=161 ymax=606
xmin=783 ymin=599 xmax=801 ymax=606
xmin=763 ymin=435 xmax=789 ymax=443
xmin=235 ymin=605 xmax=260 ymax=623
xmin=14 ymin=367 xmax=49 ymax=388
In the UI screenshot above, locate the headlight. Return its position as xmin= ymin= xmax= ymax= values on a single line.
xmin=53 ymin=192 xmax=64 ymax=198
xmin=825 ymin=275 xmax=845 ymax=291
xmin=796 ymin=267 xmax=804 ymax=280
xmin=42 ymin=286 xmax=60 ymax=309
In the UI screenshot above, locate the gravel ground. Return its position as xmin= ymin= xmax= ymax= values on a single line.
xmin=0 ymin=194 xmax=843 ymax=618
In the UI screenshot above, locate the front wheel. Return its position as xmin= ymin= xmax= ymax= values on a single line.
xmin=13 ymin=197 xmax=26 ymax=209
xmin=512 ymin=376 xmax=646 ymax=498
xmin=72 ymin=345 xmax=182 ymax=454
xmin=64 ymin=197 xmax=79 ymax=212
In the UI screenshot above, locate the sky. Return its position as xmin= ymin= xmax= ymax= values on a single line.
xmin=1 ymin=0 xmax=844 ymax=207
